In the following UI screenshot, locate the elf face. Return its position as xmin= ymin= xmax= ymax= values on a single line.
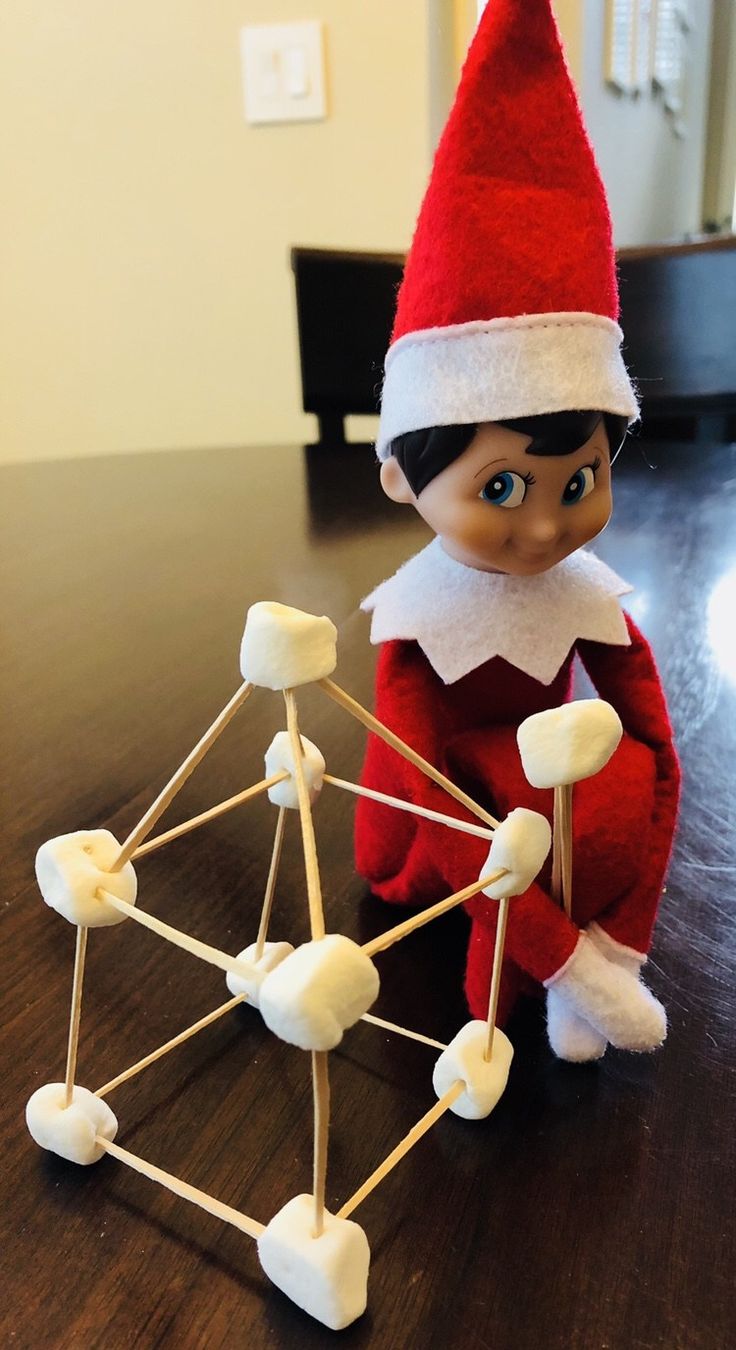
xmin=380 ymin=421 xmax=612 ymax=577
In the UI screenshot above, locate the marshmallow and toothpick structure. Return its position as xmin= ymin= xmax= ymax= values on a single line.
xmin=517 ymin=700 xmax=624 ymax=925
xmin=28 ymin=601 xmax=620 ymax=1331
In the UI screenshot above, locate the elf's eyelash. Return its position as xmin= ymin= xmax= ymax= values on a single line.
xmin=560 ymin=453 xmax=604 ymax=506
xmin=521 ymin=470 xmax=536 ymax=487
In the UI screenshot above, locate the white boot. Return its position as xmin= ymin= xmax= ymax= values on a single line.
xmin=546 ymin=987 xmax=607 ymax=1062
xmin=545 ymin=936 xmax=666 ymax=1052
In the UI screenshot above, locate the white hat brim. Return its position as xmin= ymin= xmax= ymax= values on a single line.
xmin=377 ymin=312 xmax=639 ymax=460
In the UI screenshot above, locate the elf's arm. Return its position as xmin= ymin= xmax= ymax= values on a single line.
xmin=576 ymin=611 xmax=681 ymax=955
xmin=356 ymin=639 xmax=581 ymax=981
xmin=356 ymin=638 xmax=492 ymax=900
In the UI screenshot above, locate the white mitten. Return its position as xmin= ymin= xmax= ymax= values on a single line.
xmin=544 ymin=935 xmax=666 ymax=1053
xmin=546 ymin=988 xmax=607 ymax=1062
xmin=547 ymin=926 xmax=654 ymax=1062
xmin=587 ymin=922 xmax=646 ymax=977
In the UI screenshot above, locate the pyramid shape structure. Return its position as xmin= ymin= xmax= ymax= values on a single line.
xmin=27 ymin=600 xmax=606 ymax=1330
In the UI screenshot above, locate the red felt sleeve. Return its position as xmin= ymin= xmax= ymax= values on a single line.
xmin=355 ymin=640 xmax=488 ymax=901
xmin=576 ymin=612 xmax=681 ymax=952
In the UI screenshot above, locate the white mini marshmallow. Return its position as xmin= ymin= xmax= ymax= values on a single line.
xmin=432 ymin=1021 xmax=514 ymax=1120
xmin=35 ymin=829 xmax=137 ymax=927
xmin=225 ymin=940 xmax=294 ymax=1007
xmin=264 ymin=732 xmax=325 ymax=809
xmin=480 ymin=808 xmax=551 ymax=899
xmin=240 ymin=602 xmax=337 ymax=690
xmin=259 ymin=935 xmax=379 ymax=1051
xmin=258 ymin=1194 xmax=370 ymax=1330
xmin=517 ymin=698 xmax=623 ymax=789
xmin=26 ymin=1083 xmax=118 ymax=1164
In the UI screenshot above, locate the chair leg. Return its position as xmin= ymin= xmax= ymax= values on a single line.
xmin=317 ymin=411 xmax=346 ymax=446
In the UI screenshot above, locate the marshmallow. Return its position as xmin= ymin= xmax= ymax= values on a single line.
xmin=258 ymin=1194 xmax=370 ymax=1330
xmin=35 ymin=830 xmax=137 ymax=927
xmin=480 ymin=808 xmax=551 ymax=898
xmin=264 ymin=732 xmax=325 ymax=809
xmin=240 ymin=602 xmax=337 ymax=690
xmin=259 ymin=936 xmax=379 ymax=1051
xmin=26 ymin=1083 xmax=118 ymax=1164
xmin=517 ymin=698 xmax=623 ymax=789
xmin=225 ymin=940 xmax=294 ymax=1006
xmin=432 ymin=1021 xmax=514 ymax=1120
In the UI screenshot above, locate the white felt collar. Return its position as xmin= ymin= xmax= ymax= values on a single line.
xmin=361 ymin=539 xmax=632 ymax=686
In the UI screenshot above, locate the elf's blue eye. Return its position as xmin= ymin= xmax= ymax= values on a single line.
xmin=562 ymin=464 xmax=596 ymax=505
xmin=479 ymin=471 xmax=528 ymax=509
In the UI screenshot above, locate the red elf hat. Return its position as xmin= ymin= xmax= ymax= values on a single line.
xmin=377 ymin=0 xmax=638 ymax=460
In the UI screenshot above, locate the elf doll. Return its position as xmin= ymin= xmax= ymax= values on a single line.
xmin=355 ymin=0 xmax=680 ymax=1062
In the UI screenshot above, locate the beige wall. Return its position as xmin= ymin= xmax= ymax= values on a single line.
xmin=0 ymin=1 xmax=430 ymax=463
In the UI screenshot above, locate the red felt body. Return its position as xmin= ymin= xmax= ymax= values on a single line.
xmin=392 ymin=0 xmax=618 ymax=343
xmin=355 ymin=615 xmax=680 ymax=1024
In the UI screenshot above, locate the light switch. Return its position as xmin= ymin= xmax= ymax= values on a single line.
xmin=259 ymin=51 xmax=280 ymax=100
xmin=283 ymin=45 xmax=309 ymax=99
xmin=241 ymin=21 xmax=326 ymax=125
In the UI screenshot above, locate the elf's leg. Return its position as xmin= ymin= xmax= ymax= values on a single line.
xmin=459 ymin=725 xmax=668 ymax=1056
xmin=358 ymin=717 xmax=669 ymax=1055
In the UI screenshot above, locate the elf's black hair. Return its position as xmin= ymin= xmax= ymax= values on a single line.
xmin=390 ymin=411 xmax=628 ymax=498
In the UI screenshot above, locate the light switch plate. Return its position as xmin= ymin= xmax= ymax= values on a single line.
xmin=240 ymin=21 xmax=326 ymax=125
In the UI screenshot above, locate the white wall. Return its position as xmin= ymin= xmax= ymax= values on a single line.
xmin=579 ymin=0 xmax=713 ymax=247
xmin=456 ymin=1 xmax=714 ymax=247
xmin=703 ymin=0 xmax=736 ymax=227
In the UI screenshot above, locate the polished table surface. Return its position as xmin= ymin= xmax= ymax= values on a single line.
xmin=1 ymin=441 xmax=735 ymax=1349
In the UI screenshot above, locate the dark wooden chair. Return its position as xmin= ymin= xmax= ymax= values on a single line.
xmin=292 ymin=236 xmax=736 ymax=446
xmin=290 ymin=246 xmax=403 ymax=447
xmin=617 ymin=235 xmax=736 ymax=441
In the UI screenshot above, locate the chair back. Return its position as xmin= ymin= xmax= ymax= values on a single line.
xmin=617 ymin=235 xmax=736 ymax=438
xmin=291 ymin=247 xmax=404 ymax=445
xmin=291 ymin=237 xmax=736 ymax=446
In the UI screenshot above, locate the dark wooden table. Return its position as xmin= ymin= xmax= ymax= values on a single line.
xmin=2 ymin=440 xmax=734 ymax=1349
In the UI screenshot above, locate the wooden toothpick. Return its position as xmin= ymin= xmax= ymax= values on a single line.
xmin=361 ymin=1012 xmax=447 ymax=1052
xmin=323 ymin=774 xmax=494 ymax=841
xmin=561 ymin=784 xmax=573 ymax=919
xmin=97 ymin=889 xmax=258 ymax=982
xmin=551 ymin=783 xmax=574 ymax=918
xmin=311 ymin=1049 xmax=330 ymax=1238
xmin=95 ymin=994 xmax=245 ymax=1098
xmin=319 ymin=678 xmax=499 ymax=829
xmin=337 ymin=1081 xmax=464 ymax=1220
xmin=362 ymin=868 xmax=507 ymax=959
xmin=254 ymin=806 xmax=287 ymax=963
xmin=64 ymin=925 xmax=88 ymax=1108
xmin=483 ymin=896 xmax=510 ymax=1062
xmin=96 ymin=1136 xmax=265 ymax=1239
xmin=282 ymin=689 xmax=332 ymax=1238
xmin=283 ymin=689 xmax=325 ymax=942
xmin=131 ymin=772 xmax=288 ymax=860
xmin=111 ymin=680 xmax=254 ymax=872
